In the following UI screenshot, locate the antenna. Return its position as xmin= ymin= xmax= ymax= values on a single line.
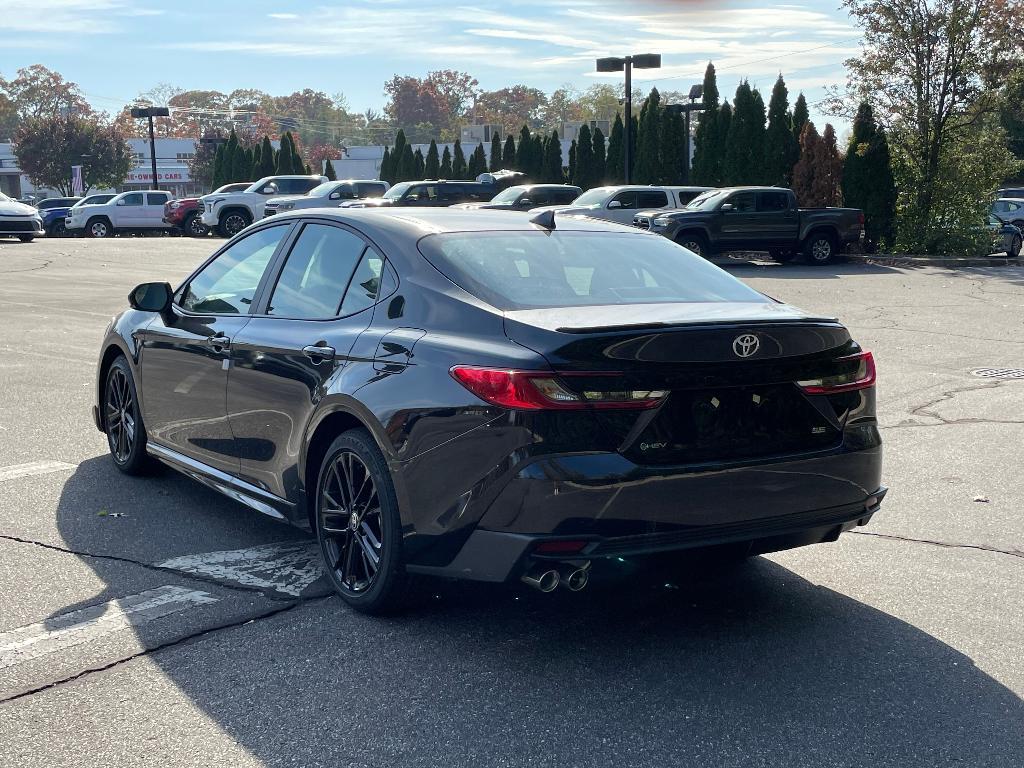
xmin=529 ymin=210 xmax=556 ymax=230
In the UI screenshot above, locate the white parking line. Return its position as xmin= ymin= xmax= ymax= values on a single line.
xmin=0 ymin=460 xmax=76 ymax=482
xmin=0 ymin=586 xmax=219 ymax=670
xmin=157 ymin=542 xmax=324 ymax=597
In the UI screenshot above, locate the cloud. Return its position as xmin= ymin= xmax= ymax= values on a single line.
xmin=268 ymin=12 xmax=298 ymax=19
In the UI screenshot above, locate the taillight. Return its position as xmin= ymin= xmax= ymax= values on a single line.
xmin=797 ymin=351 xmax=876 ymax=394
xmin=450 ymin=366 xmax=666 ymax=410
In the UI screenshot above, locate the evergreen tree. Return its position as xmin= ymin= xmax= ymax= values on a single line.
xmin=568 ymin=140 xmax=577 ymax=185
xmin=391 ymin=130 xmax=409 ymax=182
xmin=502 ymin=134 xmax=516 ymax=169
xmin=515 ymin=125 xmax=532 ymax=174
xmin=230 ymin=138 xmax=250 ymax=183
xmin=212 ymin=143 xmax=226 ymax=189
xmin=467 ymin=142 xmax=485 ymax=178
xmin=634 ymin=88 xmax=662 ymax=183
xmin=324 ymin=157 xmax=337 ymax=181
xmin=692 ymin=62 xmax=721 ymax=185
xmin=251 ymin=143 xmax=262 ymax=180
xmin=543 ymin=130 xmax=563 ymax=183
xmin=425 ymin=140 xmax=440 ymax=178
xmin=275 ymin=131 xmax=291 ymax=174
xmin=490 ymin=133 xmax=503 ymax=172
xmin=380 ymin=147 xmax=393 ymax=184
xmin=259 ymin=136 xmax=275 ymax=178
xmin=659 ymin=109 xmax=684 ymax=184
xmin=716 ymin=101 xmax=732 ymax=183
xmin=592 ymin=127 xmax=607 ymax=184
xmin=842 ymin=102 xmax=896 ymax=249
xmin=224 ymin=129 xmax=240 ymax=181
xmin=818 ymin=124 xmax=843 ymax=207
xmin=575 ymin=123 xmax=594 ymax=187
xmin=440 ymin=145 xmax=453 ymax=177
xmin=531 ymin=133 xmax=545 ymax=180
xmin=452 ymin=139 xmax=467 ymax=179
xmin=413 ymin=148 xmax=425 ymax=180
xmin=304 ymin=162 xmax=312 ymax=176
xmin=724 ymin=81 xmax=766 ymax=184
xmin=792 ymin=93 xmax=809 ymax=146
xmin=764 ymin=75 xmax=798 ymax=187
xmin=606 ymin=113 xmax=624 ymax=184
xmin=792 ymin=121 xmax=822 ymax=206
xmin=398 ymin=143 xmax=415 ymax=183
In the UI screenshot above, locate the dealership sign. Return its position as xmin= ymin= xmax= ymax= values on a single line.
xmin=126 ymin=167 xmax=191 ymax=183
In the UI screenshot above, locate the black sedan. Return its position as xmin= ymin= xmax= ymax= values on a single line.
xmin=94 ymin=208 xmax=884 ymax=613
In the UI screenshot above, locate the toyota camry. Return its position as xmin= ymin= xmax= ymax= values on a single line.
xmin=93 ymin=208 xmax=884 ymax=613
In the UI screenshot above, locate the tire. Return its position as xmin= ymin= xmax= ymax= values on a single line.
xmin=103 ymin=356 xmax=151 ymax=475
xmin=1008 ymin=234 xmax=1022 ymax=259
xmin=217 ymin=210 xmax=250 ymax=238
xmin=48 ymin=220 xmax=66 ymax=237
xmin=17 ymin=235 xmax=34 ymax=243
xmin=184 ymin=212 xmax=208 ymax=237
xmin=87 ymin=217 xmax=113 ymax=238
xmin=769 ymin=249 xmax=796 ymax=263
xmin=803 ymin=231 xmax=839 ymax=265
xmin=675 ymin=232 xmax=711 ymax=259
xmin=315 ymin=430 xmax=408 ymax=615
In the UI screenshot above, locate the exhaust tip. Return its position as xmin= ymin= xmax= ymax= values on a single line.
xmin=558 ymin=561 xmax=591 ymax=592
xmin=521 ymin=568 xmax=560 ymax=593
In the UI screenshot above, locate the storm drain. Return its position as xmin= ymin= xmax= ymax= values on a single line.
xmin=971 ymin=367 xmax=1024 ymax=380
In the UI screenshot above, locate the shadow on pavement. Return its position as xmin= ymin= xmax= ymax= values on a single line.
xmin=53 ymin=457 xmax=1024 ymax=766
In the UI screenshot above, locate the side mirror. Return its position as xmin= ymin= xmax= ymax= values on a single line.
xmin=518 ymin=198 xmax=533 ymax=206
xmin=329 ymin=191 xmax=341 ymax=200
xmin=720 ymin=203 xmax=735 ymax=212
xmin=116 ymin=199 xmax=126 ymax=206
xmin=261 ymin=186 xmax=275 ymax=194
xmin=128 ymin=282 xmax=172 ymax=313
xmin=607 ymin=200 xmax=623 ymax=209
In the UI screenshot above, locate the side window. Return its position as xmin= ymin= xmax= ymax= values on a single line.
xmin=611 ymin=191 xmax=638 ymax=209
xmin=555 ymin=189 xmax=579 ymax=204
xmin=676 ymin=191 xmax=702 ymax=205
xmin=146 ymin=193 xmax=168 ymax=206
xmin=637 ymin=191 xmax=669 ymax=208
xmin=334 ymin=184 xmax=357 ymax=199
xmin=180 ymin=226 xmax=288 ymax=314
xmin=408 ymin=185 xmax=438 ymax=202
xmin=358 ymin=183 xmax=387 ymax=198
xmin=121 ymin=193 xmax=143 ymax=206
xmin=758 ymin=191 xmax=790 ymax=212
xmin=725 ymin=192 xmax=756 ymax=212
xmin=293 ymin=179 xmax=320 ymax=194
xmin=526 ymin=190 xmax=549 ymax=206
xmin=339 ymin=251 xmax=384 ymax=315
xmin=266 ymin=224 xmax=365 ymax=319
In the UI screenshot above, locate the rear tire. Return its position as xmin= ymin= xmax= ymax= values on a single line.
xmin=675 ymin=232 xmax=711 ymax=259
xmin=87 ymin=217 xmax=113 ymax=238
xmin=18 ymin=235 xmax=34 ymax=243
xmin=315 ymin=430 xmax=409 ymax=615
xmin=803 ymin=232 xmax=839 ymax=265
xmin=103 ymin=357 xmax=152 ymax=475
xmin=1008 ymin=234 xmax=1022 ymax=258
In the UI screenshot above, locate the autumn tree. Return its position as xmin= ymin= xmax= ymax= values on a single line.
xmin=384 ymin=70 xmax=478 ymax=140
xmin=475 ymin=86 xmax=547 ymax=135
xmin=13 ymin=115 xmax=131 ymax=195
xmin=792 ymin=122 xmax=842 ymax=206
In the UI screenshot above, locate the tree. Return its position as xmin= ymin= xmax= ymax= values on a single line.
xmin=452 ymin=139 xmax=467 ymax=179
xmin=592 ymin=127 xmax=607 ymax=185
xmin=792 ymin=93 xmax=809 ymax=145
xmin=568 ymin=140 xmax=577 ymax=185
xmin=832 ymin=0 xmax=1022 ymax=252
xmin=792 ymin=121 xmax=842 ymax=207
xmin=259 ymin=135 xmax=276 ymax=178
xmin=467 ymin=142 xmax=485 ymax=178
xmin=440 ymin=145 xmax=453 ymax=177
xmin=575 ymin=123 xmax=594 ymax=188
xmin=724 ymin=81 xmax=766 ymax=184
xmin=502 ymin=134 xmax=516 ymax=169
xmin=692 ymin=63 xmax=722 ymax=185
xmin=275 ymin=131 xmax=292 ymax=175
xmin=212 ymin=143 xmax=226 ymax=189
xmin=230 ymin=133 xmax=251 ymax=183
xmin=413 ymin=148 xmax=425 ymax=180
xmin=13 ymin=115 xmax=131 ymax=195
xmin=818 ymin=124 xmax=844 ymax=206
xmin=475 ymin=86 xmax=547 ymax=135
xmin=634 ymin=88 xmax=662 ymax=183
xmin=543 ymin=130 xmax=563 ymax=182
xmin=324 ymin=157 xmax=337 ymax=180
xmin=398 ymin=143 xmax=415 ymax=183
xmin=425 ymin=140 xmax=440 ymax=178
xmin=629 ymin=113 xmax=639 ymax=180
xmin=391 ymin=130 xmax=410 ymax=182
xmin=380 ymin=146 xmax=394 ymax=184
xmin=659 ymin=109 xmax=684 ymax=184
xmin=489 ymin=133 xmax=503 ymax=172
xmin=544 ymin=86 xmax=586 ymax=126
xmin=383 ymin=70 xmax=478 ymax=140
xmin=251 ymin=142 xmax=262 ymax=180
xmin=606 ymin=113 xmax=624 ymax=184
xmin=717 ymin=101 xmax=733 ymax=182
xmin=843 ymin=102 xmax=897 ymax=249
xmin=0 ymin=65 xmax=93 ymax=133
xmin=515 ymin=125 xmax=532 ymax=174
xmin=765 ymin=75 xmax=799 ymax=187
xmin=531 ymin=133 xmax=545 ymax=180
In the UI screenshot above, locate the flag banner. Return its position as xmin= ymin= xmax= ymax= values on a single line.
xmin=71 ymin=165 xmax=84 ymax=196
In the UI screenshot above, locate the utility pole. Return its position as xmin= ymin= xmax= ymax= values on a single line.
xmin=666 ymin=84 xmax=705 ymax=184
xmin=130 ymin=106 xmax=170 ymax=190
xmin=596 ymin=54 xmax=661 ymax=183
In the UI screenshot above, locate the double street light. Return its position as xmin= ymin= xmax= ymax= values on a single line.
xmin=595 ymin=54 xmax=661 ymax=183
xmin=130 ymin=106 xmax=170 ymax=191
xmin=664 ymin=83 xmax=705 ymax=184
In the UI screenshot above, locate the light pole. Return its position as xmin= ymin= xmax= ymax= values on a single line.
xmin=665 ymin=83 xmax=704 ymax=183
xmin=130 ymin=106 xmax=170 ymax=190
xmin=595 ymin=54 xmax=661 ymax=183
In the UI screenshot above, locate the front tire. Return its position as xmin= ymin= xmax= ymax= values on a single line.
xmin=803 ymin=232 xmax=839 ymax=265
xmin=675 ymin=232 xmax=711 ymax=259
xmin=87 ymin=217 xmax=113 ymax=238
xmin=103 ymin=357 xmax=151 ymax=475
xmin=217 ymin=210 xmax=250 ymax=238
xmin=49 ymin=220 xmax=66 ymax=237
xmin=315 ymin=430 xmax=408 ymax=614
xmin=184 ymin=212 xmax=208 ymax=237
xmin=769 ymin=248 xmax=796 ymax=263
xmin=18 ymin=235 xmax=34 ymax=243
xmin=1007 ymin=234 xmax=1022 ymax=258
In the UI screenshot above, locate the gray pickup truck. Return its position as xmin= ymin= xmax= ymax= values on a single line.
xmin=633 ymin=186 xmax=864 ymax=265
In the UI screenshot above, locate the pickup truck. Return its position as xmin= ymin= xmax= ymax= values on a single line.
xmin=633 ymin=186 xmax=864 ymax=265
xmin=532 ymin=185 xmax=712 ymax=225
xmin=199 ymin=175 xmax=326 ymax=237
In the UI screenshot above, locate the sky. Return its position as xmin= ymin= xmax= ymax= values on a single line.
xmin=3 ymin=0 xmax=860 ymax=133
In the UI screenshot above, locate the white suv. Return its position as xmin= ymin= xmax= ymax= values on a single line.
xmin=530 ymin=185 xmax=712 ymax=225
xmin=200 ymin=175 xmax=326 ymax=237
xmin=64 ymin=190 xmax=173 ymax=238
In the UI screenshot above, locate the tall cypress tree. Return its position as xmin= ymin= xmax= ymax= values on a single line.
xmin=413 ymin=148 xmax=425 ymax=180
xmin=212 ymin=143 xmax=226 ymax=189
xmin=842 ymin=102 xmax=896 ymax=249
xmin=592 ymin=127 xmax=607 ymax=185
xmin=452 ymin=139 xmax=467 ymax=179
xmin=568 ymin=140 xmax=577 ymax=185
xmin=230 ymin=138 xmax=250 ymax=183
xmin=606 ymin=113 xmax=624 ymax=184
xmin=259 ymin=135 xmax=275 ymax=178
xmin=575 ymin=124 xmax=593 ymax=188
xmin=425 ymin=140 xmax=440 ymax=178
xmin=724 ymin=81 xmax=766 ymax=185
xmin=398 ymin=143 xmax=415 ymax=183
xmin=324 ymin=157 xmax=337 ymax=180
xmin=490 ymin=133 xmax=503 ymax=172
xmin=380 ymin=147 xmax=393 ymax=184
xmin=467 ymin=143 xmax=485 ymax=178
xmin=659 ymin=108 xmax=684 ymax=185
xmin=391 ymin=130 xmax=409 ymax=182
xmin=531 ymin=133 xmax=545 ymax=180
xmin=275 ymin=132 xmax=290 ymax=174
xmin=224 ymin=129 xmax=240 ymax=181
xmin=818 ymin=124 xmax=843 ymax=207
xmin=440 ymin=145 xmax=453 ymax=178
xmin=502 ymin=134 xmax=516 ymax=168
xmin=792 ymin=121 xmax=821 ymax=206
xmin=764 ymin=75 xmax=798 ymax=187
xmin=692 ymin=62 xmax=721 ymax=186
xmin=251 ymin=143 xmax=262 ymax=180
xmin=543 ymin=130 xmax=563 ymax=182
xmin=717 ymin=101 xmax=732 ymax=183
xmin=792 ymin=93 xmax=809 ymax=146
xmin=634 ymin=88 xmax=662 ymax=183
xmin=515 ymin=125 xmax=532 ymax=174
xmin=750 ymin=86 xmax=767 ymax=183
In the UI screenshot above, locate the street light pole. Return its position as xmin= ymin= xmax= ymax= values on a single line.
xmin=130 ymin=106 xmax=170 ymax=191
xmin=666 ymin=83 xmax=704 ymax=184
xmin=596 ymin=54 xmax=661 ymax=184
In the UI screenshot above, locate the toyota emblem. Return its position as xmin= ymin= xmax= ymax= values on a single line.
xmin=732 ymin=334 xmax=759 ymax=358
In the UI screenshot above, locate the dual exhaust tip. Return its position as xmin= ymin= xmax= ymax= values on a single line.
xmin=521 ymin=562 xmax=590 ymax=593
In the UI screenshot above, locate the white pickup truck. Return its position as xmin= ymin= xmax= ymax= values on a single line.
xmin=64 ymin=190 xmax=173 ymax=238
xmin=530 ymin=185 xmax=712 ymax=225
xmin=200 ymin=175 xmax=326 ymax=237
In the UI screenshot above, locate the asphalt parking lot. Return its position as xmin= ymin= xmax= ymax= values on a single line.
xmin=1 ymin=235 xmax=1022 ymax=767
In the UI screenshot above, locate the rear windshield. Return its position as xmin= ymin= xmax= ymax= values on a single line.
xmin=418 ymin=231 xmax=767 ymax=310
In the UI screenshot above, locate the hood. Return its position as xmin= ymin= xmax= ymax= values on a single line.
xmin=339 ymin=198 xmax=392 ymax=208
xmin=266 ymin=194 xmax=310 ymax=205
xmin=527 ymin=204 xmax=597 ymax=215
xmin=0 ymin=199 xmax=39 ymax=217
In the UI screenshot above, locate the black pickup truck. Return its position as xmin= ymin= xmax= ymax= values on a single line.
xmin=632 ymin=186 xmax=864 ymax=265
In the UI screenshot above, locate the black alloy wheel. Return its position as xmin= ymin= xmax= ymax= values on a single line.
xmin=316 ymin=430 xmax=407 ymax=614
xmin=185 ymin=212 xmax=208 ymax=237
xmin=104 ymin=357 xmax=149 ymax=474
xmin=1008 ymin=234 xmax=1022 ymax=259
xmin=218 ymin=211 xmax=249 ymax=238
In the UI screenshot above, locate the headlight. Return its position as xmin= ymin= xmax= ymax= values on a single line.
xmin=652 ymin=217 xmax=671 ymax=228
xmin=169 ymin=201 xmax=182 ymax=210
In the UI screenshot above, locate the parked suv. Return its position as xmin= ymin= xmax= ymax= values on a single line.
xmin=264 ymin=179 xmax=389 ymax=218
xmin=990 ymin=198 xmax=1024 ymax=231
xmin=64 ymin=190 xmax=173 ymax=238
xmin=452 ymin=184 xmax=582 ymax=211
xmin=200 ymin=175 xmax=326 ymax=237
xmin=164 ymin=183 xmax=249 ymax=237
xmin=531 ymin=185 xmax=712 ymax=225
xmin=342 ymin=180 xmax=495 ymax=208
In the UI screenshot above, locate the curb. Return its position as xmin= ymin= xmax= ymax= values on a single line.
xmin=845 ymin=253 xmax=1024 ymax=268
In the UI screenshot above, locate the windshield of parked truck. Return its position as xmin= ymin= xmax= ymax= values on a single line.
xmin=307 ymin=182 xmax=337 ymax=197
xmin=383 ymin=182 xmax=412 ymax=200
xmin=571 ymin=188 xmax=613 ymax=207
xmin=685 ymin=190 xmax=728 ymax=211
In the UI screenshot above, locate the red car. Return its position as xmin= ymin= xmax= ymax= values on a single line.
xmin=163 ymin=183 xmax=249 ymax=237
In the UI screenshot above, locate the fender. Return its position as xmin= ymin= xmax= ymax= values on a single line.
xmin=94 ymin=311 xmax=154 ymax=431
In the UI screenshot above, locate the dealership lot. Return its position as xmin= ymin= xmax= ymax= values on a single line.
xmin=1 ymin=236 xmax=1022 ymax=767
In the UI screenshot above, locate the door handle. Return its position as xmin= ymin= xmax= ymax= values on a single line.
xmin=302 ymin=344 xmax=336 ymax=364
xmin=206 ymin=333 xmax=230 ymax=352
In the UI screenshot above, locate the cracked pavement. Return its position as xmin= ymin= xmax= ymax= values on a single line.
xmin=0 ymin=238 xmax=1022 ymax=767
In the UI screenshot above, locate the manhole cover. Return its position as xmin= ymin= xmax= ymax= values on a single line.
xmin=971 ymin=367 xmax=1024 ymax=379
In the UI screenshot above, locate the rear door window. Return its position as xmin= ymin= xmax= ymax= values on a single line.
xmin=121 ymin=193 xmax=143 ymax=206
xmin=637 ymin=191 xmax=668 ymax=208
xmin=265 ymin=224 xmax=366 ymax=319
xmin=339 ymin=251 xmax=385 ymax=316
xmin=758 ymin=191 xmax=790 ymax=211
xmin=357 ymin=182 xmax=388 ymax=198
xmin=146 ymin=193 xmax=168 ymax=206
xmin=552 ymin=189 xmax=580 ymax=204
